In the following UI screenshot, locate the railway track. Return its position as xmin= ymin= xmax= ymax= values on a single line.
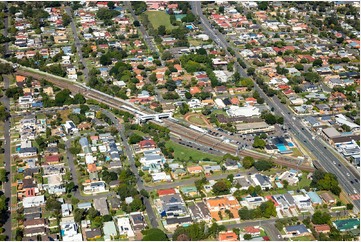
xmin=15 ymin=68 xmax=315 ymax=172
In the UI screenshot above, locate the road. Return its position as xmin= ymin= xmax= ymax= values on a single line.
xmin=2 ymin=1 xmax=9 ymax=56
xmin=144 ymin=168 xmax=257 ymax=191
xmin=1 ymin=74 xmax=11 ymax=239
xmin=1 ymin=1 xmax=12 ymax=238
xmin=191 ymin=1 xmax=360 ymax=213
xmin=65 ymin=7 xmax=89 ymax=83
xmin=224 ymin=211 xmax=348 ymax=240
xmin=94 ymin=107 xmax=159 ymax=228
xmin=124 ymin=2 xmax=158 ymax=53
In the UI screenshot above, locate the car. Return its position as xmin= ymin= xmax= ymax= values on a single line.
xmin=324 ymin=146 xmax=327 ymax=149
xmin=333 ymin=161 xmax=336 ymax=165
xmin=278 ymin=235 xmax=282 ymax=239
xmin=235 ymin=174 xmax=241 ymax=177
xmin=350 ymin=180 xmax=354 ymax=184
xmin=347 ymin=173 xmax=350 ymax=176
xmin=355 ymin=179 xmax=358 ymax=183
xmin=338 ymin=164 xmax=341 ymax=167
xmin=248 ymin=172 xmax=251 ymax=175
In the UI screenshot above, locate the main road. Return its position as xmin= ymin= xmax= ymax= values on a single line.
xmin=190 ymin=1 xmax=360 ymax=212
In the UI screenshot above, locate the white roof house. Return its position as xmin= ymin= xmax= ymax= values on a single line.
xmin=23 ymin=195 xmax=45 ymax=208
xmin=60 ymin=220 xmax=83 ymax=241
xmin=117 ymin=217 xmax=135 ymax=238
xmin=151 ymin=172 xmax=171 ymax=182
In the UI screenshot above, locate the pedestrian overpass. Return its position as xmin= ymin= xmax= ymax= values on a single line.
xmin=137 ymin=112 xmax=172 ymax=123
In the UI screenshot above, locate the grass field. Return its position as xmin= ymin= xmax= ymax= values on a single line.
xmin=165 ymin=140 xmax=222 ymax=162
xmin=145 ymin=11 xmax=177 ymax=31
xmin=187 ymin=114 xmax=208 ymax=126
xmin=291 ymin=148 xmax=303 ymax=157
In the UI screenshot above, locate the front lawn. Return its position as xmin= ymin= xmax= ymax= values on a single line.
xmin=292 ymin=235 xmax=314 ymax=241
xmin=165 ymin=140 xmax=223 ymax=162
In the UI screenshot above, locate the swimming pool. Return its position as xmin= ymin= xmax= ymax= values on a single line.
xmin=288 ymin=142 xmax=294 ymax=147
xmin=276 ymin=143 xmax=288 ymax=152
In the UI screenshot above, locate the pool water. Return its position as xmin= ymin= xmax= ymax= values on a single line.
xmin=276 ymin=143 xmax=288 ymax=152
xmin=288 ymin=142 xmax=294 ymax=147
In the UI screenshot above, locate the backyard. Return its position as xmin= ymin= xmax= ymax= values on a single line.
xmin=144 ymin=11 xmax=177 ymax=31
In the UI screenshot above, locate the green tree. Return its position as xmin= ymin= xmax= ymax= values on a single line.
xmin=247 ymin=67 xmax=255 ymax=75
xmin=212 ymin=180 xmax=231 ymax=195
xmin=129 ymin=134 xmax=143 ymax=144
xmin=254 ymin=160 xmax=273 ymax=171
xmin=242 ymin=156 xmax=255 ymax=169
xmin=62 ymin=13 xmax=71 ymax=26
xmin=244 ymin=234 xmax=252 ymax=240
xmin=158 ymin=25 xmax=166 ymax=36
xmin=253 ymin=137 xmax=266 ymax=149
xmin=312 ymin=211 xmax=331 ymax=225
xmin=312 ymin=59 xmax=323 ymax=67
xmin=0 ymin=169 xmax=6 ymax=183
xmin=133 ymin=20 xmax=140 ymax=27
xmin=142 ymin=228 xmax=168 ymax=241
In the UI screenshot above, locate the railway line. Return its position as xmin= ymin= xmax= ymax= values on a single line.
xmin=14 ymin=67 xmax=314 ymax=172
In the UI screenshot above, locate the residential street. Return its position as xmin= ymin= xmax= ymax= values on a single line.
xmin=65 ymin=6 xmax=89 ymax=84
xmin=93 ymin=107 xmax=159 ymax=228
xmin=1 ymin=75 xmax=11 ymax=239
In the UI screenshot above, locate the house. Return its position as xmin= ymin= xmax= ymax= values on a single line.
xmin=157 ymin=188 xmax=176 ymax=197
xmin=84 ymin=228 xmax=102 ymax=240
xmin=284 ymin=224 xmax=311 ymax=237
xmin=138 ymin=139 xmax=156 ymax=150
xmin=251 ymin=174 xmax=272 ymax=190
xmin=332 ymin=219 xmax=360 ymax=232
xmin=243 ymin=226 xmax=261 ymax=237
xmin=293 ymin=194 xmax=312 ymax=210
xmin=23 ymin=195 xmax=45 ymax=208
xmin=151 ymin=172 xmax=171 ymax=182
xmin=218 ymin=231 xmax=238 ymax=241
xmin=278 ymin=169 xmax=299 ymax=185
xmin=61 ymin=203 xmax=72 ymax=217
xmin=103 ymin=221 xmax=118 ymax=241
xmin=319 ymin=192 xmax=335 ymax=204
xmin=271 ymin=193 xmax=295 ymax=210
xmin=234 ymin=176 xmax=251 ymax=190
xmin=24 ymin=218 xmax=47 ymax=229
xmin=83 ymin=181 xmax=107 ymax=194
xmin=129 ymin=212 xmax=146 ymax=231
xmin=224 ymin=159 xmax=239 ymax=170
xmin=117 ymin=217 xmax=135 ymax=238
xmin=60 ymin=219 xmax=82 ymax=241
xmin=158 ymin=193 xmax=187 ymax=218
xmin=63 ymin=121 xmax=79 ymax=134
xmin=203 ymin=165 xmax=221 ymax=175
xmin=164 ymin=216 xmax=193 ymax=230
xmin=19 ymin=147 xmax=37 ymax=158
xmin=241 ymin=195 xmax=265 ymax=209
xmin=93 ymin=197 xmax=109 ymax=215
xmin=314 ymin=224 xmax=331 ymax=234
xmin=307 ymin=191 xmax=323 ymax=205
xmin=180 ymin=186 xmax=198 ymax=197
xmin=187 ymin=165 xmax=203 ymax=174
xmin=205 ymin=196 xmax=240 ymax=221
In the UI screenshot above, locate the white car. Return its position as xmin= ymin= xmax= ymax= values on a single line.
xmin=333 ymin=161 xmax=336 ymax=165
xmin=347 ymin=173 xmax=350 ymax=177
